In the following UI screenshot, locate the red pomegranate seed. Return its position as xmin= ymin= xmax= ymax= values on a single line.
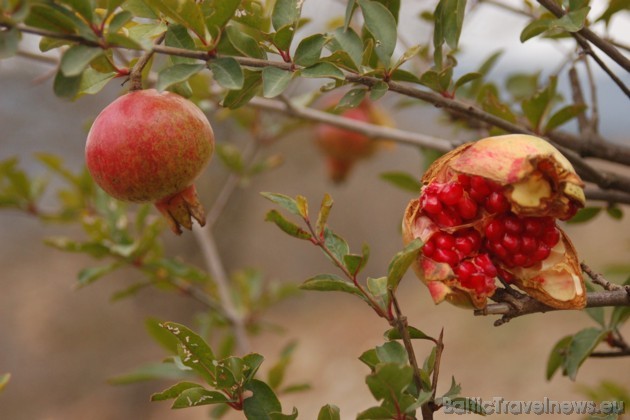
xmin=457 ymin=174 xmax=471 ymax=188
xmin=456 ymin=196 xmax=478 ymax=219
xmin=470 ymin=175 xmax=491 ymax=196
xmin=485 ymin=220 xmax=504 ymax=242
xmin=503 ymin=215 xmax=523 ymax=234
xmin=438 ymin=182 xmax=464 ymax=206
xmin=436 ymin=208 xmax=461 ymax=227
xmin=422 ymin=240 xmax=435 ymax=257
xmin=541 ymin=227 xmax=560 ymax=247
xmin=532 ymin=244 xmax=551 ymax=261
xmin=489 ymin=241 xmax=509 ymax=259
xmin=474 ymin=254 xmax=497 ymax=277
xmin=521 ymin=236 xmax=538 ymax=253
xmin=523 ymin=217 xmax=543 ymax=236
xmin=433 ymin=248 xmax=459 ymax=266
xmin=455 ymin=237 xmax=474 ymax=255
xmin=456 ymin=261 xmax=476 ymax=282
xmin=469 ymin=188 xmax=488 ymax=203
xmin=434 ymin=232 xmax=455 ymax=249
xmin=502 ymin=233 xmax=521 ymax=252
xmin=497 ymin=267 xmax=514 ymax=282
xmin=512 ymin=253 xmax=528 ymax=266
xmin=485 ymin=191 xmax=510 ymax=214
xmin=461 ymin=229 xmax=482 ymax=251
xmin=422 ymin=195 xmax=442 ymax=215
xmin=470 ymin=273 xmax=487 ymax=292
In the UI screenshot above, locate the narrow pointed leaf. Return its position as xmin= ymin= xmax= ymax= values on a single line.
xmin=316 ymin=193 xmax=333 ymax=237
xmin=300 ymin=274 xmax=364 ymax=298
xmin=60 ymin=45 xmax=104 ymax=77
xmin=358 ymin=0 xmax=397 ymax=66
xmin=387 ymin=239 xmax=423 ymax=291
xmin=262 ymin=67 xmax=293 ymax=98
xmin=157 ymin=63 xmax=205 ymax=91
xmin=151 ymin=381 xmax=203 ymax=401
xmin=261 ymin=192 xmax=301 ymax=216
xmin=294 ymin=33 xmax=327 ymax=67
xmin=172 ymin=388 xmax=231 ymax=408
xmin=265 ymin=210 xmax=312 ymax=240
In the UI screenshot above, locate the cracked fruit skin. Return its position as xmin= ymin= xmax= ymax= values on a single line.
xmin=85 ymin=89 xmax=214 ymax=235
xmin=402 ymin=134 xmax=586 ymax=310
xmin=315 ymin=98 xmax=392 ymax=183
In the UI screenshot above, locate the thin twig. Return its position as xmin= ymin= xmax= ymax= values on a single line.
xmin=474 ymin=290 xmax=630 ymax=324
xmin=192 ymin=229 xmax=250 ymax=354
xmin=581 ymin=263 xmax=627 ymax=292
xmin=590 ymin=350 xmax=630 ymax=358
xmin=128 ymin=33 xmax=165 ymax=91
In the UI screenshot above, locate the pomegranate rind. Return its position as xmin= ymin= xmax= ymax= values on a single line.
xmin=402 ymin=199 xmax=491 ymax=309
xmin=86 ymin=89 xmax=214 ymax=203
xmin=509 ymin=230 xmax=585 ymax=309
xmin=405 ymin=134 xmax=586 ymax=310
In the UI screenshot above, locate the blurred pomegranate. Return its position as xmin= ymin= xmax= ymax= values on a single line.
xmin=403 ymin=134 xmax=586 ymax=309
xmin=315 ymin=96 xmax=392 ymax=182
xmin=86 ymin=89 xmax=215 ymax=235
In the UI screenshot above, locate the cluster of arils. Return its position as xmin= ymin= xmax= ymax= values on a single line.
xmin=403 ymin=135 xmax=587 ymax=310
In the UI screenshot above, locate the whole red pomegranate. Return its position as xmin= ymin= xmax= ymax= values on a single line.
xmin=85 ymin=89 xmax=214 ymax=234
xmin=403 ymin=134 xmax=586 ymax=309
xmin=315 ymin=97 xmax=391 ymax=182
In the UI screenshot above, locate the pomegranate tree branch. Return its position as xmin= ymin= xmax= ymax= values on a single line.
xmin=128 ymin=33 xmax=165 ymax=91
xmin=7 ymin=23 xmax=630 ymax=188
xmin=536 ymin=0 xmax=630 ymax=73
xmin=192 ymin=229 xmax=251 ymax=354
xmin=581 ymin=263 xmax=628 ymax=292
xmin=474 ymin=289 xmax=630 ymax=325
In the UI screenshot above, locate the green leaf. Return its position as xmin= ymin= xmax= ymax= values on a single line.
xmin=359 ymin=348 xmax=380 ymax=370
xmin=390 ymin=68 xmax=422 ymax=83
xmin=77 ymin=262 xmax=122 ymax=287
xmin=344 ymin=0 xmax=357 ymax=30
xmin=243 ymin=379 xmax=283 ymax=419
xmin=442 ymin=376 xmax=461 ymax=398
xmin=265 ymin=210 xmax=312 ymax=240
xmin=317 ymin=404 xmax=341 ymax=420
xmin=109 ymin=361 xmax=192 ymax=385
xmin=0 ymin=27 xmax=20 ymax=59
xmin=545 ymin=104 xmax=587 ymax=132
xmin=272 ymin=0 xmax=302 ymax=31
xmin=367 ymin=276 xmax=388 ymax=302
xmin=161 ymin=322 xmax=217 ymax=385
xmin=366 ymin=363 xmax=414 ymax=401
xmin=315 ymin=193 xmax=333 ymax=237
xmin=384 ymin=326 xmax=434 ymax=341
xmin=261 ymin=192 xmax=301 ymax=216
xmin=356 ymin=406 xmax=393 ymax=419
xmin=453 ymin=72 xmax=482 ymax=93
xmin=335 ymin=88 xmax=367 ymax=111
xmin=60 ymin=45 xmax=104 ymax=77
xmin=225 ymin=25 xmax=266 ymax=59
xmin=165 ymin=23 xmax=196 ymax=64
xmin=300 ymin=62 xmax=345 ymax=80
xmin=107 ymin=10 xmax=133 ymax=34
xmin=323 ymin=228 xmax=349 ymax=261
xmin=79 ymin=68 xmax=116 ymax=95
xmin=300 ymin=274 xmax=364 ymax=299
xmin=123 ymin=0 xmax=159 ymax=18
xmin=157 ymin=63 xmax=205 ymax=92
xmin=606 ymin=206 xmax=623 ymax=220
xmin=553 ymin=6 xmax=590 ymax=32
xmin=380 ymin=171 xmax=421 ymax=193
xmin=273 ymin=24 xmax=296 ymax=52
xmin=64 ymin=0 xmax=95 ymax=20
xmin=611 ymin=305 xmax=630 ymax=328
xmin=343 ymin=254 xmax=365 ymax=275
xmin=295 ymin=195 xmax=309 ymax=219
xmin=419 ymin=70 xmax=444 ymax=93
xmin=358 ymin=0 xmax=397 ymax=66
xmin=566 ymin=207 xmax=601 ymax=224
xmin=370 ymin=81 xmax=389 ymax=101
xmin=329 ymin=27 xmax=363 ymax=69
xmin=172 ymin=388 xmax=230 ymax=408
xmin=145 ymin=0 xmax=206 ymax=40
xmin=522 ymin=77 xmax=557 ymax=131
xmin=387 ymin=239 xmax=423 ymax=291
xmin=204 ymin=0 xmax=240 ymax=35
xmin=0 ymin=373 xmax=10 ymax=393
xmin=520 ymin=17 xmax=553 ymax=42
xmin=221 ymin=69 xmax=262 ymax=109
xmin=375 ymin=341 xmax=408 ymax=365
xmin=145 ymin=317 xmax=179 ymax=354
xmin=243 ymin=353 xmax=265 ymax=382
xmin=209 ymin=57 xmax=244 ymax=90
xmin=262 ymin=67 xmax=293 ymax=98
xmin=294 ymin=34 xmax=327 ymax=67
xmin=151 ymin=381 xmax=203 ymax=401
xmin=565 ymin=328 xmax=607 ymax=380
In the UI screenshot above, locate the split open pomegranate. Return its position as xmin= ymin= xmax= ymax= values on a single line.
xmin=403 ymin=134 xmax=586 ymax=309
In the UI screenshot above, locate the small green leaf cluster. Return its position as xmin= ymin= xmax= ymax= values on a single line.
xmin=547 ymin=278 xmax=630 ymax=381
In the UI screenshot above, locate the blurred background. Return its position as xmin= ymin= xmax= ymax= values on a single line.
xmin=1 ymin=1 xmax=629 ymax=419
